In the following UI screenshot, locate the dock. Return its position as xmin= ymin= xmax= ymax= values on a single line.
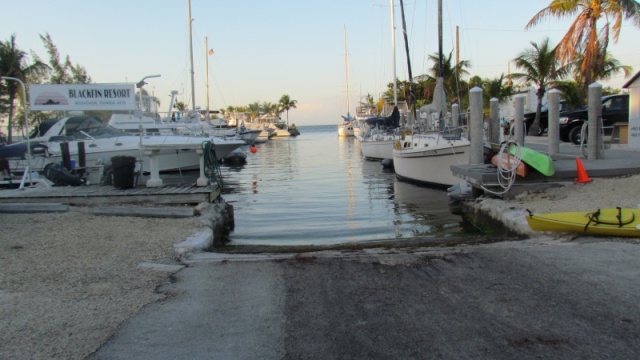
xmin=0 ymin=180 xmax=220 ymax=206
xmin=451 ymin=136 xmax=640 ymax=198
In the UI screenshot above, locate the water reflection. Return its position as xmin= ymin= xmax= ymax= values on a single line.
xmin=216 ymin=125 xmax=469 ymax=246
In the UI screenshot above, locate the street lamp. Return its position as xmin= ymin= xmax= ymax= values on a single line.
xmin=136 ymin=74 xmax=161 ymax=177
xmin=1 ymin=76 xmax=32 ymax=185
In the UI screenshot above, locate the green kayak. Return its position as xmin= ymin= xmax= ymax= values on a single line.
xmin=509 ymin=145 xmax=555 ymax=176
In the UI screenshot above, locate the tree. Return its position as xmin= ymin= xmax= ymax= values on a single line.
xmin=511 ymin=37 xmax=568 ymax=135
xmin=526 ymin=0 xmax=640 ymax=97
xmin=40 ymin=33 xmax=91 ymax=84
xmin=0 ymin=34 xmax=49 ymax=143
xmin=248 ymin=101 xmax=260 ymax=121
xmin=484 ymin=74 xmax=514 ymax=106
xmin=278 ymin=94 xmax=297 ymax=127
xmin=571 ymin=45 xmax=632 ymax=96
xmin=428 ymin=51 xmax=471 ymax=105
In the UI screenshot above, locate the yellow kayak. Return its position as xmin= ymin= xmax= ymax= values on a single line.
xmin=526 ymin=207 xmax=640 ymax=237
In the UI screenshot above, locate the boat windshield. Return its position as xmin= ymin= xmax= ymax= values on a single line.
xmin=64 ymin=117 xmax=131 ymax=139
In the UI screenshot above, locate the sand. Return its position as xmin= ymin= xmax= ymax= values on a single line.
xmin=0 ymin=206 xmax=207 ymax=359
xmin=1 ymin=174 xmax=639 ymax=359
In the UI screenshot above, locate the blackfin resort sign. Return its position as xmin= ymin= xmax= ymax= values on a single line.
xmin=29 ymin=84 xmax=136 ymax=111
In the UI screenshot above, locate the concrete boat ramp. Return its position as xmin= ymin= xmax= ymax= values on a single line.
xmin=452 ymin=136 xmax=640 ymax=197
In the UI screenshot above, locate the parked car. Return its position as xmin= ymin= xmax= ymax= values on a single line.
xmin=510 ymin=100 xmax=571 ymax=136
xmin=559 ymin=94 xmax=629 ymax=144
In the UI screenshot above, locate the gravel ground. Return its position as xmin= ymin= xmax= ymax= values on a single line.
xmin=1 ymin=174 xmax=639 ymax=359
xmin=0 ymin=206 xmax=207 ymax=360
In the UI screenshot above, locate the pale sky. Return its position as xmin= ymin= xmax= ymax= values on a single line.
xmin=3 ymin=0 xmax=640 ymax=125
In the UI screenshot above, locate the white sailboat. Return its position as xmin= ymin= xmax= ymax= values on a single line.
xmin=391 ymin=0 xmax=471 ymax=189
xmin=360 ymin=0 xmax=401 ymax=160
xmin=337 ymin=25 xmax=355 ymax=137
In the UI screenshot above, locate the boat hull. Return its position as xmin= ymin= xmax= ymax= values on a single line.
xmin=527 ymin=208 xmax=640 ymax=237
xmin=338 ymin=124 xmax=354 ymax=137
xmin=360 ymin=139 xmax=395 ymax=160
xmin=393 ymin=134 xmax=471 ymax=188
xmin=8 ymin=135 xmax=244 ymax=174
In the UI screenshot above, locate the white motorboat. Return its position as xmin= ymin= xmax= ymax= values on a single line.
xmin=107 ymin=92 xmax=260 ymax=145
xmin=1 ymin=116 xmax=245 ymax=174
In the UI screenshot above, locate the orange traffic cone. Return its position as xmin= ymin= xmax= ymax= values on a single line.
xmin=575 ymin=158 xmax=592 ymax=183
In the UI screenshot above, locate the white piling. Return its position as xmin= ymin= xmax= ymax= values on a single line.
xmin=547 ymin=89 xmax=560 ymax=156
xmin=452 ymin=103 xmax=459 ymax=128
xmin=514 ymin=94 xmax=525 ymax=145
xmin=588 ymin=82 xmax=603 ymax=159
xmin=490 ymin=98 xmax=500 ymax=145
xmin=469 ymin=87 xmax=484 ymax=165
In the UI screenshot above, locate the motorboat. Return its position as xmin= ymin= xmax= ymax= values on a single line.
xmin=107 ymin=92 xmax=260 ymax=145
xmin=0 ymin=116 xmax=245 ymax=174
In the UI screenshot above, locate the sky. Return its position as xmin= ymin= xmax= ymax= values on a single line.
xmin=3 ymin=0 xmax=640 ymax=126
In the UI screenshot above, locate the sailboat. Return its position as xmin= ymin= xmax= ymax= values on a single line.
xmin=392 ymin=0 xmax=471 ymax=189
xmin=337 ymin=25 xmax=356 ymax=137
xmin=359 ymin=0 xmax=402 ymax=160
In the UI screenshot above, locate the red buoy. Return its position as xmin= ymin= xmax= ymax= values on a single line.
xmin=250 ymin=145 xmax=257 ymax=154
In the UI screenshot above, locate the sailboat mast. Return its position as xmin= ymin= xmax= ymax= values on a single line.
xmin=438 ymin=0 xmax=443 ymax=78
xmin=187 ymin=0 xmax=196 ymax=112
xmin=390 ymin=0 xmax=397 ymax=107
xmin=205 ymin=36 xmax=210 ymax=119
xmin=344 ymin=25 xmax=351 ymax=116
xmin=399 ymin=0 xmax=415 ymax=124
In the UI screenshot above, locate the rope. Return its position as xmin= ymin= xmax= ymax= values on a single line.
xmin=202 ymin=141 xmax=224 ymax=190
xmin=481 ymin=140 xmax=522 ymax=196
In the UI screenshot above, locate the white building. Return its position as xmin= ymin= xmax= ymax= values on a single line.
xmin=622 ymin=71 xmax=640 ymax=148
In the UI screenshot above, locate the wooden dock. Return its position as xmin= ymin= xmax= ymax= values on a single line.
xmin=0 ymin=183 xmax=220 ymax=206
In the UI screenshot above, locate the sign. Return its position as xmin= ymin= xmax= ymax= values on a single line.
xmin=29 ymin=83 xmax=136 ymax=111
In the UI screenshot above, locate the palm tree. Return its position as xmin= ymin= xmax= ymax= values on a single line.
xmin=0 ymin=34 xmax=49 ymax=143
xmin=248 ymin=102 xmax=260 ymax=121
xmin=571 ymin=45 xmax=632 ymax=96
xmin=484 ymin=74 xmax=514 ymax=106
xmin=426 ymin=51 xmax=471 ymax=107
xmin=278 ymin=94 xmax=297 ymax=127
xmin=526 ymin=0 xmax=640 ymax=97
xmin=511 ymin=37 xmax=568 ymax=135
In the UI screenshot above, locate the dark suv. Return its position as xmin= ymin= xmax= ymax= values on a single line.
xmin=522 ymin=100 xmax=571 ymax=136
xmin=558 ymin=94 xmax=629 ymax=144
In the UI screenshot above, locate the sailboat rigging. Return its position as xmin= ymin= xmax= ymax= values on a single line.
xmin=391 ymin=0 xmax=471 ymax=189
xmin=338 ymin=25 xmax=355 ymax=137
xmin=358 ymin=0 xmax=402 ymax=160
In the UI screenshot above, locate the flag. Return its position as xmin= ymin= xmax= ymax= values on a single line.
xmin=208 ymin=49 xmax=214 ymax=56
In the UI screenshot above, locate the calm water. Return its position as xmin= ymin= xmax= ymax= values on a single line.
xmin=218 ymin=124 xmax=469 ymax=246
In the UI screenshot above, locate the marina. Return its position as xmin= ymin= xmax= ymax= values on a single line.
xmin=0 ymin=124 xmax=474 ymax=247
